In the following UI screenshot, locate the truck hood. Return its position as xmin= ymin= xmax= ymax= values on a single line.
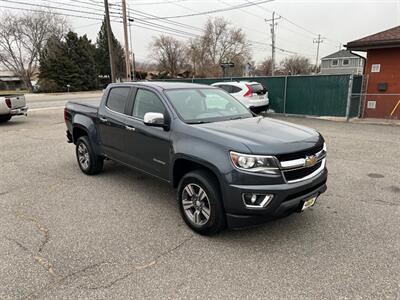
xmin=197 ymin=116 xmax=321 ymax=155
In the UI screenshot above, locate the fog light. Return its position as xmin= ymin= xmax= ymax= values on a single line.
xmin=243 ymin=193 xmax=274 ymax=208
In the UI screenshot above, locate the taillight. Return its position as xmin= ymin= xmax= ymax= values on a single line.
xmin=5 ymin=98 xmax=11 ymax=108
xmin=244 ymin=84 xmax=253 ymax=97
xmin=64 ymin=107 xmax=68 ymax=122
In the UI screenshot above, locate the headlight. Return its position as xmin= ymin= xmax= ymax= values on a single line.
xmin=230 ymin=151 xmax=280 ymax=174
xmin=323 ymin=142 xmax=327 ymax=152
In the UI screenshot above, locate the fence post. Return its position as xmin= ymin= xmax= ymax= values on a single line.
xmin=345 ymin=74 xmax=354 ymax=121
xmin=283 ymin=76 xmax=288 ymax=114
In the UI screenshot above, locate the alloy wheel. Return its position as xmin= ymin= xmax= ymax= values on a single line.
xmin=77 ymin=142 xmax=90 ymax=170
xmin=181 ymin=183 xmax=211 ymax=226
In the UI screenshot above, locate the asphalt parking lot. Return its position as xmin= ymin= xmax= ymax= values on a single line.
xmin=0 ymin=96 xmax=399 ymax=299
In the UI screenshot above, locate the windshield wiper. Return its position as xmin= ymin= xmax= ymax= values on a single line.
xmin=229 ymin=116 xmax=243 ymax=120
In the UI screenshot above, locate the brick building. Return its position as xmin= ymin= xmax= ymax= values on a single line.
xmin=346 ymin=26 xmax=400 ymax=119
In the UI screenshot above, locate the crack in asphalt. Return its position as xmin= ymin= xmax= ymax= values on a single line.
xmin=5 ymin=237 xmax=55 ymax=277
xmin=22 ymin=261 xmax=109 ymax=300
xmin=361 ymin=199 xmax=399 ymax=207
xmin=85 ymin=235 xmax=194 ymax=290
xmin=0 ymin=191 xmax=10 ymax=197
xmin=16 ymin=213 xmax=50 ymax=253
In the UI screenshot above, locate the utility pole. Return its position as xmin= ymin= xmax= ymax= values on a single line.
xmin=121 ymin=0 xmax=131 ymax=81
xmin=265 ymin=12 xmax=281 ymax=76
xmin=104 ymin=0 xmax=116 ymax=83
xmin=128 ymin=9 xmax=135 ymax=80
xmin=313 ymin=34 xmax=324 ymax=73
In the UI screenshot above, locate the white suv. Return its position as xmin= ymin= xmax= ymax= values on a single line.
xmin=211 ymin=81 xmax=269 ymax=113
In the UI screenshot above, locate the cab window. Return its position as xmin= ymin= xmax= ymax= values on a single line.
xmin=106 ymin=87 xmax=130 ymax=114
xmin=132 ymin=89 xmax=166 ymax=119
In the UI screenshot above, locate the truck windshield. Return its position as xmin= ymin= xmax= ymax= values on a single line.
xmin=164 ymin=88 xmax=252 ymax=124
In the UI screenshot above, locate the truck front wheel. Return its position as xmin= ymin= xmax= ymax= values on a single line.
xmin=76 ymin=136 xmax=103 ymax=175
xmin=177 ymin=170 xmax=226 ymax=235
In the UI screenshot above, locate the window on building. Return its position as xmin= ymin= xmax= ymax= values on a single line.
xmin=342 ymin=59 xmax=349 ymax=66
xmin=331 ymin=60 xmax=338 ymax=66
xmin=371 ymin=64 xmax=381 ymax=73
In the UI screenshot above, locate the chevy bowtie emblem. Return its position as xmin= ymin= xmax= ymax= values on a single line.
xmin=304 ymin=155 xmax=317 ymax=167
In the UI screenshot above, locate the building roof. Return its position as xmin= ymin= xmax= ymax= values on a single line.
xmin=346 ymin=25 xmax=400 ymax=50
xmin=321 ymin=50 xmax=362 ymax=60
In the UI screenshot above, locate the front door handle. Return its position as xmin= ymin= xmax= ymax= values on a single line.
xmin=99 ymin=117 xmax=108 ymax=123
xmin=125 ymin=125 xmax=136 ymax=132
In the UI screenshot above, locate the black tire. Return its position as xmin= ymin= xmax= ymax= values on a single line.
xmin=177 ymin=169 xmax=226 ymax=235
xmin=0 ymin=116 xmax=11 ymax=123
xmin=75 ymin=136 xmax=103 ymax=175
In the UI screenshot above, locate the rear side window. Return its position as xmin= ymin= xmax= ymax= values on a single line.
xmin=216 ymin=84 xmax=232 ymax=93
xmin=106 ymin=87 xmax=130 ymax=114
xmin=230 ymin=86 xmax=242 ymax=93
xmin=132 ymin=89 xmax=165 ymax=120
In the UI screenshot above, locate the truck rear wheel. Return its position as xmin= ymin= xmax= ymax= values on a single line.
xmin=177 ymin=170 xmax=226 ymax=235
xmin=76 ymin=136 xmax=103 ymax=175
xmin=0 ymin=116 xmax=11 ymax=123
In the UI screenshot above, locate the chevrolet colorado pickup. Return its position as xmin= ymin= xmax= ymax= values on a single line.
xmin=0 ymin=94 xmax=28 ymax=123
xmin=64 ymin=82 xmax=327 ymax=235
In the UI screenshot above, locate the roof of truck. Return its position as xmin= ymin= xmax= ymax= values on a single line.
xmin=111 ymin=81 xmax=213 ymax=90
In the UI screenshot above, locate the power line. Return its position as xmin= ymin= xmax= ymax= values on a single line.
xmin=2 ymin=0 xmax=200 ymax=39
xmin=140 ymin=0 xmax=275 ymax=20
xmin=245 ymin=0 xmax=343 ymax=44
xmin=0 ymin=0 xmax=106 ymax=18
xmin=0 ymin=4 xmax=106 ymax=21
xmin=127 ymin=0 xmax=189 ymax=5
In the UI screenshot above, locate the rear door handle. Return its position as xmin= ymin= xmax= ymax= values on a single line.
xmin=125 ymin=125 xmax=136 ymax=132
xmin=99 ymin=117 xmax=108 ymax=123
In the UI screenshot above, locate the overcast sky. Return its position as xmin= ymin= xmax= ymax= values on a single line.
xmin=3 ymin=0 xmax=400 ymax=65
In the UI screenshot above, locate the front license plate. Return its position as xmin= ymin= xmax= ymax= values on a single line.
xmin=302 ymin=196 xmax=317 ymax=211
xmin=259 ymin=95 xmax=264 ymax=99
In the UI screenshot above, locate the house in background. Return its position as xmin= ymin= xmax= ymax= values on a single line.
xmin=320 ymin=50 xmax=364 ymax=75
xmin=346 ymin=25 xmax=400 ymax=119
xmin=0 ymin=70 xmax=24 ymax=91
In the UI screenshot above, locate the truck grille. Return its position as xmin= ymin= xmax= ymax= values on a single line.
xmin=278 ymin=142 xmax=326 ymax=183
xmin=283 ymin=161 xmax=323 ymax=182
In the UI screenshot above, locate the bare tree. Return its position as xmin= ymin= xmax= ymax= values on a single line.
xmin=150 ymin=35 xmax=187 ymax=77
xmin=0 ymin=10 xmax=67 ymax=91
xmin=280 ymin=55 xmax=312 ymax=75
xmin=186 ymin=17 xmax=251 ymax=77
xmin=256 ymin=57 xmax=273 ymax=76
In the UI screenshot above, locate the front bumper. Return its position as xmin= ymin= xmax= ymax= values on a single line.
xmin=223 ymin=168 xmax=328 ymax=229
xmin=10 ymin=106 xmax=28 ymax=116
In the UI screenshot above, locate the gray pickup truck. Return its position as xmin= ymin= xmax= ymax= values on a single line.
xmin=65 ymin=82 xmax=327 ymax=235
xmin=0 ymin=94 xmax=28 ymax=123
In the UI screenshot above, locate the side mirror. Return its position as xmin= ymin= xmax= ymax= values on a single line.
xmin=143 ymin=112 xmax=168 ymax=129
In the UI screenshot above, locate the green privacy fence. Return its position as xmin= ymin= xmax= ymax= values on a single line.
xmin=157 ymin=74 xmax=363 ymax=118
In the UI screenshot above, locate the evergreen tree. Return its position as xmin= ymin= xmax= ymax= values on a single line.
xmin=95 ymin=19 xmax=126 ymax=81
xmin=39 ymin=31 xmax=98 ymax=92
